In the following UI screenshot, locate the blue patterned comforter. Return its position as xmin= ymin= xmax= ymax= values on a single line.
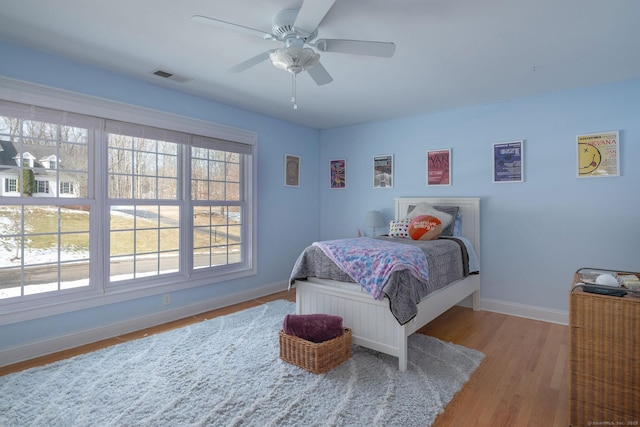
xmin=312 ymin=237 xmax=430 ymax=300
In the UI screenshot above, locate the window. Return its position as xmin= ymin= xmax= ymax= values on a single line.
xmin=106 ymin=127 xmax=181 ymax=282
xmin=0 ymin=89 xmax=255 ymax=321
xmin=191 ymin=146 xmax=243 ymax=269
xmin=0 ymin=112 xmax=92 ymax=300
xmin=4 ymin=178 xmax=17 ymax=193
xmin=21 ymin=156 xmax=33 ymax=168
xmin=59 ymin=181 xmax=74 ymax=194
xmin=36 ymin=180 xmax=50 ymax=194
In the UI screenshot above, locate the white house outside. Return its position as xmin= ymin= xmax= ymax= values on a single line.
xmin=0 ymin=139 xmax=79 ymax=198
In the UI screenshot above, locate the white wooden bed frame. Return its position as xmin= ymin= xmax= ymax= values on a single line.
xmin=293 ymin=197 xmax=480 ymax=371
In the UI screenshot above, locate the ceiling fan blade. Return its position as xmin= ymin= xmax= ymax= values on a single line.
xmin=306 ymin=62 xmax=333 ymax=86
xmin=191 ymin=15 xmax=275 ymax=40
xmin=313 ymin=39 xmax=396 ymax=57
xmin=228 ymin=51 xmax=272 ymax=73
xmin=293 ymin=0 xmax=336 ymax=37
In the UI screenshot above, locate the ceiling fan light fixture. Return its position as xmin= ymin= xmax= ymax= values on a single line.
xmin=269 ymin=46 xmax=319 ymax=74
xmin=269 ymin=46 xmax=320 ymax=110
xmin=296 ymin=48 xmax=320 ymax=70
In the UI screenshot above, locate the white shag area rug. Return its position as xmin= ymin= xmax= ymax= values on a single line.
xmin=0 ymin=300 xmax=484 ymax=427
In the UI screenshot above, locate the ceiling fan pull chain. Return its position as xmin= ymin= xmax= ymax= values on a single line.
xmin=291 ymin=72 xmax=298 ymax=110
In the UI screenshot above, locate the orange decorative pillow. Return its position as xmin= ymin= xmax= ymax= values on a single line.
xmin=408 ymin=215 xmax=442 ymax=241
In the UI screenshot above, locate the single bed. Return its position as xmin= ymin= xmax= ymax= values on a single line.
xmin=290 ymin=197 xmax=480 ymax=371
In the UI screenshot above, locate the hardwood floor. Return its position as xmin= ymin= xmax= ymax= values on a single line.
xmin=422 ymin=305 xmax=569 ymax=427
xmin=0 ymin=290 xmax=569 ymax=426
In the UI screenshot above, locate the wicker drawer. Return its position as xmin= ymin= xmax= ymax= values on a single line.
xmin=569 ymin=284 xmax=640 ymax=427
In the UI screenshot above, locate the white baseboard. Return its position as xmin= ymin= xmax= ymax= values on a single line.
xmin=1 ymin=281 xmax=289 ymax=368
xmin=479 ymin=297 xmax=568 ymax=325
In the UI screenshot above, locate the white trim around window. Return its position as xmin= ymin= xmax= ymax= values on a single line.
xmin=0 ymin=76 xmax=258 ymax=326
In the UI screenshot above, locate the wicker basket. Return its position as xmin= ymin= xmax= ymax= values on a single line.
xmin=279 ymin=328 xmax=352 ymax=374
xmin=569 ymin=285 xmax=640 ymax=426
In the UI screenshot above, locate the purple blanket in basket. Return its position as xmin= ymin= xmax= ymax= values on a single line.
xmin=282 ymin=314 xmax=344 ymax=343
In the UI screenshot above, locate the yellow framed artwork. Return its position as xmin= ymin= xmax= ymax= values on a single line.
xmin=576 ymin=131 xmax=619 ymax=178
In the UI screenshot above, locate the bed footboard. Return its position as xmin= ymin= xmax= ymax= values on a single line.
xmin=294 ymin=274 xmax=480 ymax=371
xmin=295 ymin=278 xmax=409 ymax=370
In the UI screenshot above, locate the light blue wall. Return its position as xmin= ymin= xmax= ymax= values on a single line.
xmin=0 ymin=41 xmax=320 ymax=350
xmin=1 ymin=39 xmax=639 ymax=355
xmin=319 ymin=80 xmax=640 ymax=311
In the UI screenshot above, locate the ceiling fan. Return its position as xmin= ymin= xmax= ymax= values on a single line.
xmin=192 ymin=0 xmax=395 ymax=107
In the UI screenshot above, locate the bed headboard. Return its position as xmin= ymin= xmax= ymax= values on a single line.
xmin=394 ymin=197 xmax=480 ymax=259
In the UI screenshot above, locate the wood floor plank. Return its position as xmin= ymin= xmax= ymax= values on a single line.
xmin=424 ymin=306 xmax=570 ymax=427
xmin=0 ymin=290 xmax=569 ymax=426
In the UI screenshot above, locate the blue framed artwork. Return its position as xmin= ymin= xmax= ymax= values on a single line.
xmin=493 ymin=140 xmax=523 ymax=183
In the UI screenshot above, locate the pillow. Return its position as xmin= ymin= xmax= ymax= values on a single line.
xmin=433 ymin=206 xmax=459 ymax=236
xmin=408 ymin=215 xmax=443 ymax=241
xmin=404 ymin=203 xmax=453 ymax=230
xmin=452 ymin=212 xmax=463 ymax=236
xmin=388 ymin=219 xmax=411 ymax=238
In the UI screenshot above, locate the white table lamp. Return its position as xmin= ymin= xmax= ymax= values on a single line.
xmin=364 ymin=210 xmax=385 ymax=236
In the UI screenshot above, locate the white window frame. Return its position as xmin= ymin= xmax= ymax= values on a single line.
xmin=0 ymin=77 xmax=258 ymax=326
xmin=5 ymin=177 xmax=18 ymax=193
xmin=36 ymin=179 xmax=50 ymax=194
xmin=59 ymin=181 xmax=74 ymax=194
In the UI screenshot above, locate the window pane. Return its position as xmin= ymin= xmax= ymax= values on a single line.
xmin=190 ymin=148 xmax=243 ymax=202
xmin=0 ymin=266 xmax=21 ymax=299
xmin=108 ymin=148 xmax=133 ymax=174
xmin=60 ymin=206 xmax=90 ymax=232
xmin=0 ymin=118 xmax=91 ymax=199
xmin=136 ymin=253 xmax=158 ymax=277
xmin=110 ymin=230 xmax=134 ymax=256
xmin=0 ymin=205 xmax=91 ymax=300
xmin=208 ymin=181 xmax=225 ymax=199
xmin=226 ymin=182 xmax=240 ymax=201
xmin=107 ymin=135 xmax=178 ymax=201
xmin=59 ymin=174 xmax=87 ymax=197
xmin=160 ymin=251 xmax=179 ymax=273
xmin=60 ymin=232 xmax=90 ymax=262
xmin=60 ymin=262 xmax=90 ymax=291
xmin=192 ymin=204 xmax=243 ymax=270
xmin=109 ymin=174 xmax=132 ymax=199
xmin=109 ymin=205 xmax=180 ymax=282
xmin=110 ymin=256 xmax=133 ymax=282
xmin=136 ymin=229 xmax=158 ymax=253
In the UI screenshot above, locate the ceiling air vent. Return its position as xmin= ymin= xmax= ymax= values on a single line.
xmin=150 ymin=69 xmax=192 ymax=83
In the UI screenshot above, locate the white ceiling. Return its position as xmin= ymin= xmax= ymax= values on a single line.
xmin=1 ymin=0 xmax=640 ymax=129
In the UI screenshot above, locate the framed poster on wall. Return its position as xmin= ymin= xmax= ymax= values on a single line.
xmin=427 ymin=149 xmax=451 ymax=186
xmin=330 ymin=159 xmax=346 ymax=189
xmin=373 ymin=155 xmax=393 ymax=188
xmin=284 ymin=154 xmax=300 ymax=187
xmin=577 ymin=131 xmax=619 ymax=178
xmin=493 ymin=140 xmax=524 ymax=183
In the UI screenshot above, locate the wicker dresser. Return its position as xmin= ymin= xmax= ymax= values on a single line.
xmin=569 ymin=273 xmax=640 ymax=427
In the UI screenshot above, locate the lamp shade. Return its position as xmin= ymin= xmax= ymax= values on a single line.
xmin=364 ymin=210 xmax=385 ymax=228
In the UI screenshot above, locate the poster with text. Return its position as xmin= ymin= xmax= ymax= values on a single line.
xmin=493 ymin=140 xmax=524 ymax=183
xmin=330 ymin=159 xmax=346 ymax=189
xmin=577 ymin=131 xmax=619 ymax=178
xmin=427 ymin=149 xmax=451 ymax=186
xmin=373 ymin=155 xmax=393 ymax=188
